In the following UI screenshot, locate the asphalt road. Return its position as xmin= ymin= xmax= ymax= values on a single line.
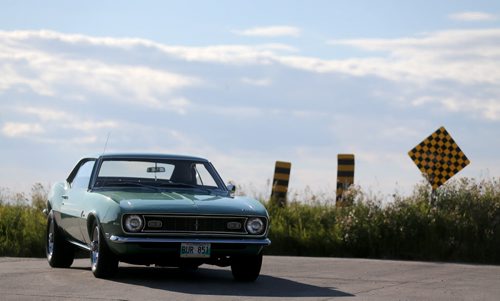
xmin=1 ymin=256 xmax=499 ymax=300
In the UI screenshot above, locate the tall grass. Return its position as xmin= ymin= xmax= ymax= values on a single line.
xmin=0 ymin=204 xmax=46 ymax=257
xmin=0 ymin=184 xmax=47 ymax=257
xmin=266 ymin=178 xmax=500 ymax=263
xmin=1 ymin=179 xmax=499 ymax=263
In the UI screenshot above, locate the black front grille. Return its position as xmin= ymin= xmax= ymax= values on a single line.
xmin=142 ymin=215 xmax=247 ymax=234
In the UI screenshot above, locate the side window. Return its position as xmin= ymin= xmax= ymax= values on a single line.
xmin=194 ymin=163 xmax=218 ymax=188
xmin=72 ymin=161 xmax=95 ymax=189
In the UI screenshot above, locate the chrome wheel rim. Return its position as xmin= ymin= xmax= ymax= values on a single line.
xmin=47 ymin=217 xmax=55 ymax=258
xmin=91 ymin=226 xmax=99 ymax=271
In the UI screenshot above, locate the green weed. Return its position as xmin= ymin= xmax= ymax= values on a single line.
xmin=266 ymin=178 xmax=500 ymax=264
xmin=0 ymin=179 xmax=499 ymax=264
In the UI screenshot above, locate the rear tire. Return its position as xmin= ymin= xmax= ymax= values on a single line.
xmin=231 ymin=253 xmax=263 ymax=282
xmin=46 ymin=211 xmax=75 ymax=268
xmin=90 ymin=221 xmax=118 ymax=278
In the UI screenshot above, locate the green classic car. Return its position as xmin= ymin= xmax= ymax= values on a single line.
xmin=46 ymin=153 xmax=270 ymax=281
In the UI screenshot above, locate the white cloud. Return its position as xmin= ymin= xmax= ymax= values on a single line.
xmin=160 ymin=44 xmax=296 ymax=64
xmin=18 ymin=107 xmax=69 ymax=122
xmin=330 ymin=29 xmax=500 ymax=54
xmin=1 ymin=29 xmax=500 ymax=122
xmin=15 ymin=106 xmax=119 ymax=131
xmin=199 ymin=105 xmax=264 ymax=118
xmin=412 ymin=96 xmax=500 ymax=121
xmin=69 ymin=121 xmax=118 ymax=131
xmin=0 ymin=30 xmax=297 ymax=66
xmin=27 ymin=135 xmax=99 ymax=145
xmin=323 ymin=29 xmax=500 ymax=120
xmin=165 ymin=98 xmax=191 ymax=115
xmin=68 ymin=135 xmax=98 ymax=145
xmin=3 ymin=28 xmax=500 ymax=87
xmin=291 ymin=110 xmax=328 ymax=119
xmin=0 ymin=31 xmax=199 ymax=112
xmin=233 ymin=26 xmax=301 ymax=38
xmin=327 ymin=29 xmax=500 ymax=84
xmin=449 ymin=12 xmax=497 ymax=22
xmin=50 ymin=60 xmax=195 ymax=108
xmin=240 ymin=77 xmax=272 ymax=86
xmin=2 ymin=122 xmax=44 ymax=137
xmin=1 ymin=105 xmax=119 ymax=146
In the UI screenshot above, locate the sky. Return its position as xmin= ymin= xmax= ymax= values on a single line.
xmin=1 ymin=1 xmax=499 ymax=200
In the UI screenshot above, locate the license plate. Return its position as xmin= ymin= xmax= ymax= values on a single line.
xmin=180 ymin=243 xmax=211 ymax=258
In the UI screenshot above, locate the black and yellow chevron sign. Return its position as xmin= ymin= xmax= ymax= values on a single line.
xmin=408 ymin=126 xmax=470 ymax=190
xmin=270 ymin=161 xmax=291 ymax=207
xmin=336 ymin=154 xmax=355 ymax=206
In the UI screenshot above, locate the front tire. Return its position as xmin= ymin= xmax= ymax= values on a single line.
xmin=231 ymin=253 xmax=263 ymax=282
xmin=90 ymin=221 xmax=118 ymax=278
xmin=46 ymin=211 xmax=74 ymax=268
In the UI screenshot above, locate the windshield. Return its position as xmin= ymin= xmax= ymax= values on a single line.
xmin=93 ymin=158 xmax=225 ymax=192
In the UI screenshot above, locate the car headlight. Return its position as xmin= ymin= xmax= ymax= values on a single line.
xmin=246 ymin=217 xmax=265 ymax=235
xmin=124 ymin=215 xmax=144 ymax=232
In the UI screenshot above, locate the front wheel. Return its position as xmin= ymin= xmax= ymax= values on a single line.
xmin=231 ymin=253 xmax=263 ymax=282
xmin=46 ymin=211 xmax=74 ymax=268
xmin=90 ymin=221 xmax=118 ymax=278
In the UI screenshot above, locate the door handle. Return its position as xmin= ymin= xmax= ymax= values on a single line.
xmin=62 ymin=195 xmax=68 ymax=200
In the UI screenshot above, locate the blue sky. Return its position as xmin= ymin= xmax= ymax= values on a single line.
xmin=1 ymin=1 xmax=499 ymax=200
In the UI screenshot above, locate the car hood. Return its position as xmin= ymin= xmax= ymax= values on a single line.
xmin=96 ymin=190 xmax=267 ymax=216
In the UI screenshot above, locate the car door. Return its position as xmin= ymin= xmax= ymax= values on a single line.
xmin=60 ymin=160 xmax=95 ymax=243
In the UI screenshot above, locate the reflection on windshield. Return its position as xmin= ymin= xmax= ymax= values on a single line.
xmin=93 ymin=159 xmax=224 ymax=195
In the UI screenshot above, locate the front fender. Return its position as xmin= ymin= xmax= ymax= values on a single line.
xmin=84 ymin=198 xmax=122 ymax=244
xmin=85 ymin=211 xmax=99 ymax=240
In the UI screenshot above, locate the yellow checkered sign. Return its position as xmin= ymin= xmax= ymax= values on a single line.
xmin=408 ymin=126 xmax=470 ymax=189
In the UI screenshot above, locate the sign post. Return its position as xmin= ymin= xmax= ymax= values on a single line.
xmin=270 ymin=161 xmax=291 ymax=207
xmin=336 ymin=154 xmax=355 ymax=206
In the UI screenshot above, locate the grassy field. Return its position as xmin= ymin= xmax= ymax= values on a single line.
xmin=0 ymin=184 xmax=46 ymax=257
xmin=267 ymin=178 xmax=500 ymax=263
xmin=1 ymin=179 xmax=499 ymax=263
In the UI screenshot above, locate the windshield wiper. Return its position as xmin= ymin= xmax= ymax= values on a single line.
xmin=157 ymin=182 xmax=214 ymax=194
xmin=95 ymin=181 xmax=160 ymax=191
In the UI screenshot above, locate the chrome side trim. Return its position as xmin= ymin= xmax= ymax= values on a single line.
xmin=68 ymin=239 xmax=91 ymax=251
xmin=109 ymin=235 xmax=271 ymax=246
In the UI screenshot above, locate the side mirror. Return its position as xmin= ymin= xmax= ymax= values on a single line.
xmin=227 ymin=183 xmax=236 ymax=197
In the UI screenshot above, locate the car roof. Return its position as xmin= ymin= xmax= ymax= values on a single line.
xmin=97 ymin=153 xmax=209 ymax=162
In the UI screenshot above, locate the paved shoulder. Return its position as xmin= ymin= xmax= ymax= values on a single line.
xmin=1 ymin=256 xmax=499 ymax=300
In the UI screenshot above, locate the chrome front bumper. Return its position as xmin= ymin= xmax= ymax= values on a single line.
xmin=109 ymin=235 xmax=271 ymax=246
